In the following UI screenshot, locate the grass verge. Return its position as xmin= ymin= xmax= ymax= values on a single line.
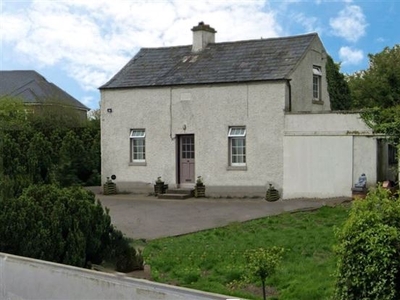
xmin=143 ymin=204 xmax=350 ymax=300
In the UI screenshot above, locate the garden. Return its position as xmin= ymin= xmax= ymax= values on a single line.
xmin=143 ymin=204 xmax=350 ymax=300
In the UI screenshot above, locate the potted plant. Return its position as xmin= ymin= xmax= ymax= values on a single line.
xmin=265 ymin=184 xmax=280 ymax=202
xmin=195 ymin=176 xmax=206 ymax=198
xmin=154 ymin=176 xmax=167 ymax=196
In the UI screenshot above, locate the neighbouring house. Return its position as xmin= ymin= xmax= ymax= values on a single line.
xmin=0 ymin=70 xmax=89 ymax=119
xmin=100 ymin=22 xmax=392 ymax=199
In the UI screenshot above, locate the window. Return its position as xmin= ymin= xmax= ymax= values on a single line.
xmin=228 ymin=127 xmax=246 ymax=166
xmin=388 ymin=144 xmax=398 ymax=165
xmin=130 ymin=129 xmax=145 ymax=163
xmin=313 ymin=66 xmax=322 ymax=100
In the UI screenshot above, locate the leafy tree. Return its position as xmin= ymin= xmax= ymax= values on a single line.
xmin=348 ymin=45 xmax=400 ymax=109
xmin=243 ymin=247 xmax=284 ymax=300
xmin=334 ymin=187 xmax=400 ymax=299
xmin=326 ymin=55 xmax=352 ymax=110
xmin=0 ymin=97 xmax=101 ymax=199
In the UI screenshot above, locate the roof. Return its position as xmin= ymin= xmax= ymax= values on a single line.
xmin=101 ymin=33 xmax=318 ymax=89
xmin=0 ymin=70 xmax=89 ymax=111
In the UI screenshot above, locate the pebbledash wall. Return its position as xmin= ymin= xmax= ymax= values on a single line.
xmin=0 ymin=252 xmax=236 ymax=300
xmin=101 ymin=81 xmax=286 ymax=197
xmin=283 ymin=112 xmax=378 ymax=199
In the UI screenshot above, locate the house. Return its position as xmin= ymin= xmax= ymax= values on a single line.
xmin=0 ymin=70 xmax=89 ymax=119
xmin=100 ymin=22 xmax=390 ymax=199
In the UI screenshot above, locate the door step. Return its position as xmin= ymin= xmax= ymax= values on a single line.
xmin=158 ymin=189 xmax=194 ymax=199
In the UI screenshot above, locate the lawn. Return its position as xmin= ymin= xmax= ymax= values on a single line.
xmin=143 ymin=204 xmax=350 ymax=300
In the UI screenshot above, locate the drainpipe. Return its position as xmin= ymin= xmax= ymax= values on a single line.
xmin=169 ymin=87 xmax=175 ymax=140
xmin=286 ymin=79 xmax=292 ymax=112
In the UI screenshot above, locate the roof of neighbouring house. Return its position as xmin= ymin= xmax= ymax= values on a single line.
xmin=0 ymin=70 xmax=89 ymax=111
xmin=100 ymin=33 xmax=319 ymax=89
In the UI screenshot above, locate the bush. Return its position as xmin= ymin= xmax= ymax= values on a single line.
xmin=108 ymin=229 xmax=143 ymax=272
xmin=334 ymin=187 xmax=400 ymax=300
xmin=0 ymin=184 xmax=111 ymax=267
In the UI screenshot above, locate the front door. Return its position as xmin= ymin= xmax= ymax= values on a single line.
xmin=179 ymin=135 xmax=195 ymax=184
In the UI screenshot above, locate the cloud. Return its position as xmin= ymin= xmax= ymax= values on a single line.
xmin=291 ymin=12 xmax=321 ymax=33
xmin=1 ymin=0 xmax=280 ymax=96
xmin=339 ymin=46 xmax=364 ymax=65
xmin=329 ymin=5 xmax=367 ymax=42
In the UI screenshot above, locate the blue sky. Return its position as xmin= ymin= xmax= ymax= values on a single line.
xmin=1 ymin=0 xmax=399 ymax=110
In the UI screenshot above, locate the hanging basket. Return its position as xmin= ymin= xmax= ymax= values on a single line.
xmin=265 ymin=184 xmax=280 ymax=202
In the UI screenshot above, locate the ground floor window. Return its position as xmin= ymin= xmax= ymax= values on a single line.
xmin=228 ymin=126 xmax=246 ymax=166
xmin=130 ymin=129 xmax=145 ymax=163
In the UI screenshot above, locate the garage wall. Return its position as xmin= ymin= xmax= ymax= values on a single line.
xmin=283 ymin=113 xmax=377 ymax=199
xmin=283 ymin=136 xmax=353 ymax=198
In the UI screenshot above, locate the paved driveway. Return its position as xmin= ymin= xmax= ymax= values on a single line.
xmin=96 ymin=194 xmax=349 ymax=240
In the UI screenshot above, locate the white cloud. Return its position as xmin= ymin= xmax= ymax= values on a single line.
xmin=1 ymin=0 xmax=281 ymax=97
xmin=329 ymin=5 xmax=367 ymax=42
xmin=291 ymin=12 xmax=321 ymax=33
xmin=339 ymin=46 xmax=363 ymax=65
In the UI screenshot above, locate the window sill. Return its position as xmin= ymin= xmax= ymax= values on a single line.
xmin=312 ymin=100 xmax=324 ymax=105
xmin=129 ymin=161 xmax=147 ymax=166
xmin=227 ymin=166 xmax=247 ymax=171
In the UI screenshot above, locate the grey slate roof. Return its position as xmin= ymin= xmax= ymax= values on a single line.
xmin=0 ymin=70 xmax=89 ymax=110
xmin=101 ymin=33 xmax=318 ymax=89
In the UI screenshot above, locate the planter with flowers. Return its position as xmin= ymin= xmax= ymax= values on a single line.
xmin=194 ymin=176 xmax=206 ymax=198
xmin=154 ymin=176 xmax=168 ymax=196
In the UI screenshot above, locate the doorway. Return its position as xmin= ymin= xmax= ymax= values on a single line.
xmin=178 ymin=135 xmax=195 ymax=184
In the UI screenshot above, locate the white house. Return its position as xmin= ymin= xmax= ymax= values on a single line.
xmin=100 ymin=22 xmax=390 ymax=199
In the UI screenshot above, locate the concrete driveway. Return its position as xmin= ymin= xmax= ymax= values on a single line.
xmin=96 ymin=193 xmax=349 ymax=240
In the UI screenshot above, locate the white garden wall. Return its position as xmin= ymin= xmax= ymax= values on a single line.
xmin=0 ymin=253 xmax=234 ymax=300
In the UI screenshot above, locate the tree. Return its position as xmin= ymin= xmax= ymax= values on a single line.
xmin=0 ymin=97 xmax=101 ymax=199
xmin=348 ymin=45 xmax=400 ymax=109
xmin=243 ymin=247 xmax=284 ymax=300
xmin=326 ymin=55 xmax=352 ymax=110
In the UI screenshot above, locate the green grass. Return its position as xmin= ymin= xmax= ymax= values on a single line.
xmin=143 ymin=204 xmax=350 ymax=300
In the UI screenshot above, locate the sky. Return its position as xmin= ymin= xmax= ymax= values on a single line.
xmin=1 ymin=0 xmax=399 ymax=110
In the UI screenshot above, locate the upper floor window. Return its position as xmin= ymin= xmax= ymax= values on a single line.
xmin=313 ymin=66 xmax=322 ymax=100
xmin=130 ymin=129 xmax=146 ymax=163
xmin=228 ymin=127 xmax=246 ymax=166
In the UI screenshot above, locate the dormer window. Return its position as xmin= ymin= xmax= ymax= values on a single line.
xmin=313 ymin=66 xmax=322 ymax=101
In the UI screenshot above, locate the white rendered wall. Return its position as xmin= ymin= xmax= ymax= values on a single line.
xmin=0 ymin=253 xmax=233 ymax=300
xmin=283 ymin=136 xmax=353 ymax=198
xmin=283 ymin=113 xmax=377 ymax=199
xmin=101 ymin=82 xmax=286 ymax=196
xmin=289 ymin=37 xmax=331 ymax=112
xmin=353 ymin=136 xmax=377 ymax=186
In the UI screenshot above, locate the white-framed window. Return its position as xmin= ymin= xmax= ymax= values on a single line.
xmin=228 ymin=126 xmax=246 ymax=166
xmin=313 ymin=66 xmax=322 ymax=100
xmin=130 ymin=129 xmax=146 ymax=162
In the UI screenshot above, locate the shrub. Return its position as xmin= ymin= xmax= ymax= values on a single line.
xmin=0 ymin=184 xmax=111 ymax=267
xmin=334 ymin=187 xmax=400 ymax=300
xmin=109 ymin=229 xmax=143 ymax=272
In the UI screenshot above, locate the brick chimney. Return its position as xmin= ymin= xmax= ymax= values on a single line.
xmin=191 ymin=22 xmax=216 ymax=52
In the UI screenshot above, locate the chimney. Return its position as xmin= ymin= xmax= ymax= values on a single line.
xmin=191 ymin=22 xmax=216 ymax=52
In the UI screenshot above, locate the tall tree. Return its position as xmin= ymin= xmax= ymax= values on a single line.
xmin=348 ymin=45 xmax=400 ymax=109
xmin=326 ymin=55 xmax=352 ymax=110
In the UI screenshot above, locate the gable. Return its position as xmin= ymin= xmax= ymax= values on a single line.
xmin=101 ymin=33 xmax=318 ymax=89
xmin=0 ymin=70 xmax=89 ymax=111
